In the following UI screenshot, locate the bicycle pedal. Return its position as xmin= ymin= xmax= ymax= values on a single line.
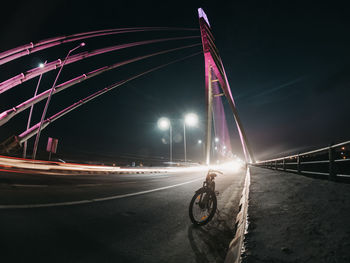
xmin=215 ymin=191 xmax=219 ymax=196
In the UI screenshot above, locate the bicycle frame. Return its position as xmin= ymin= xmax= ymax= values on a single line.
xmin=189 ymin=169 xmax=222 ymax=225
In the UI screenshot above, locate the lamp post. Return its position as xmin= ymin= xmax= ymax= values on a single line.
xmin=23 ymin=61 xmax=47 ymax=158
xmin=183 ymin=113 xmax=198 ymax=163
xmin=32 ymin=43 xmax=85 ymax=160
xmin=158 ymin=117 xmax=172 ymax=163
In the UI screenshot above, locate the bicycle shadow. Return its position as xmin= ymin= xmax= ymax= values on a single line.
xmin=187 ymin=209 xmax=235 ymax=263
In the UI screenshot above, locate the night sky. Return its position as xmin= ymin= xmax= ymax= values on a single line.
xmin=1 ymin=1 xmax=349 ymax=162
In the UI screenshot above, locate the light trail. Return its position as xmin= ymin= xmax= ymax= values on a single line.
xmin=0 ymin=153 xmax=242 ymax=175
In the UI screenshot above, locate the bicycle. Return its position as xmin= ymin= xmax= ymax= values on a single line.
xmin=189 ymin=169 xmax=223 ymax=226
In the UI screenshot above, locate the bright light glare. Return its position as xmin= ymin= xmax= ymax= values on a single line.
xmin=215 ymin=137 xmax=219 ymax=142
xmin=157 ymin=117 xmax=170 ymax=130
xmin=39 ymin=63 xmax=45 ymax=68
xmin=209 ymin=159 xmax=245 ymax=173
xmin=198 ymin=139 xmax=202 ymax=144
xmin=185 ymin=113 xmax=198 ymax=126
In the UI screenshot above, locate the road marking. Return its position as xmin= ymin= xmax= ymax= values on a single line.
xmin=0 ymin=177 xmax=203 ymax=209
xmin=12 ymin=184 xmax=48 ymax=188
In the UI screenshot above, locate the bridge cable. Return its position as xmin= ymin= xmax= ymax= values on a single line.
xmin=0 ymin=35 xmax=200 ymax=94
xmin=0 ymin=27 xmax=198 ymax=65
xmin=0 ymin=43 xmax=201 ymax=127
xmin=17 ymin=52 xmax=203 ymax=144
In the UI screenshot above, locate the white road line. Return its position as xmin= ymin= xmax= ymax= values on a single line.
xmin=12 ymin=184 xmax=48 ymax=188
xmin=0 ymin=177 xmax=203 ymax=209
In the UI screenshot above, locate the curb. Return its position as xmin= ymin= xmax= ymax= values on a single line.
xmin=224 ymin=167 xmax=251 ymax=263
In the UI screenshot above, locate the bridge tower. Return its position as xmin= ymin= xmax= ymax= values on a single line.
xmin=198 ymin=8 xmax=255 ymax=164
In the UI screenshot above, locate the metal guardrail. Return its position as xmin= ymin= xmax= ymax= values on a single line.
xmin=253 ymin=140 xmax=350 ymax=181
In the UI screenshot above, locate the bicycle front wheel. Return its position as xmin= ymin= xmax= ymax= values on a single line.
xmin=189 ymin=188 xmax=217 ymax=226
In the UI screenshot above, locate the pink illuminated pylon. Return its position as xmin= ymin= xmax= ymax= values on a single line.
xmin=198 ymin=8 xmax=255 ymax=164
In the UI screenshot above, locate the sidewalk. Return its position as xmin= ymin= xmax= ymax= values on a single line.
xmin=242 ymin=167 xmax=350 ymax=263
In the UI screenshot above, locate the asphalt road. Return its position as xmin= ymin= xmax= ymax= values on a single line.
xmin=0 ymin=166 xmax=246 ymax=262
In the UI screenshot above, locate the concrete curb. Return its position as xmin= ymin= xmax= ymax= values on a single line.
xmin=224 ymin=167 xmax=251 ymax=263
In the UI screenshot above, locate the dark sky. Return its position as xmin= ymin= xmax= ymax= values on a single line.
xmin=1 ymin=0 xmax=350 ymax=162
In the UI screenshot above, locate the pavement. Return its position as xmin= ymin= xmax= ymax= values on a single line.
xmin=0 ymin=165 xmax=246 ymax=263
xmin=242 ymin=167 xmax=350 ymax=263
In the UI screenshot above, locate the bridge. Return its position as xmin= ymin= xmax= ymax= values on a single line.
xmin=0 ymin=7 xmax=349 ymax=263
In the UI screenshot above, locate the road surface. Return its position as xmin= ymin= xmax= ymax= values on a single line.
xmin=0 ymin=166 xmax=246 ymax=262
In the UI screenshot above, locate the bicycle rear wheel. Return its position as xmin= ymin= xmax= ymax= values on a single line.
xmin=189 ymin=188 xmax=217 ymax=226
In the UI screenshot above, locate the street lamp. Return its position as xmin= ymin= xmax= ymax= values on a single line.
xmin=23 ymin=61 xmax=47 ymax=158
xmin=32 ymin=42 xmax=85 ymax=160
xmin=183 ymin=113 xmax=198 ymax=163
xmin=158 ymin=117 xmax=172 ymax=163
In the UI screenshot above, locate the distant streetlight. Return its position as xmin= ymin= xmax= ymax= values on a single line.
xmin=183 ymin=113 xmax=198 ymax=163
xmin=198 ymin=139 xmax=205 ymax=162
xmin=215 ymin=137 xmax=219 ymax=143
xmin=158 ymin=117 xmax=172 ymax=163
xmin=32 ymin=43 xmax=85 ymax=160
xmin=158 ymin=117 xmax=170 ymax=130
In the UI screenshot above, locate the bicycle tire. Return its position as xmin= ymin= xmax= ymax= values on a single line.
xmin=189 ymin=188 xmax=217 ymax=226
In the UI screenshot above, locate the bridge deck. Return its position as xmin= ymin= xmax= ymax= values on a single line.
xmin=243 ymin=167 xmax=350 ymax=262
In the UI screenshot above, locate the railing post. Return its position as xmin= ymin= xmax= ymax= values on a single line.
xmin=329 ymin=144 xmax=336 ymax=181
xmin=283 ymin=158 xmax=286 ymax=171
xmin=297 ymin=154 xmax=301 ymax=174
